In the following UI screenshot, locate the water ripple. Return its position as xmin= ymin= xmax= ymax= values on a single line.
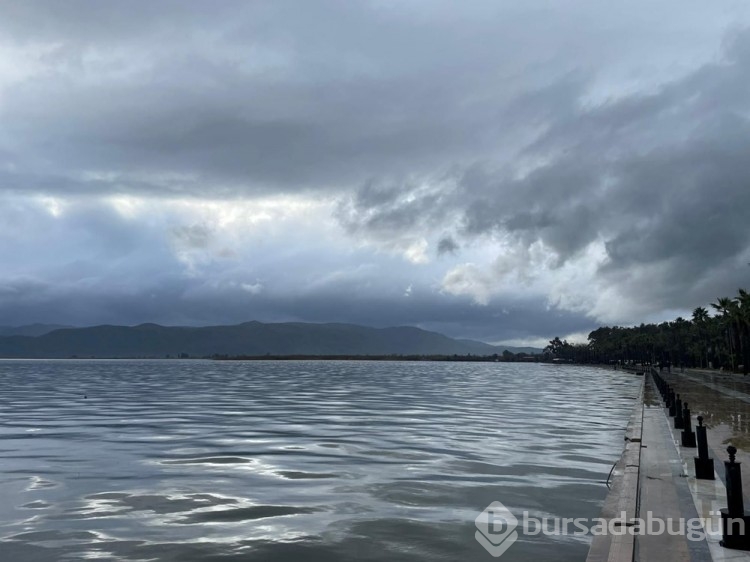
xmin=0 ymin=359 xmax=640 ymax=561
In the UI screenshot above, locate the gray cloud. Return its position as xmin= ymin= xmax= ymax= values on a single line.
xmin=341 ymin=30 xmax=750 ymax=317
xmin=0 ymin=270 xmax=595 ymax=344
xmin=1 ymin=1 xmax=749 ymax=340
xmin=1 ymin=0 xmax=735 ymax=198
xmin=437 ymin=236 xmax=459 ymax=256
xmin=171 ymin=224 xmax=213 ymax=250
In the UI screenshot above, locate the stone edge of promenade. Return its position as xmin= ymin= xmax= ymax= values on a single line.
xmin=585 ymin=375 xmax=644 ymax=562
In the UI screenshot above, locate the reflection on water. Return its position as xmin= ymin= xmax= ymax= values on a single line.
xmin=0 ymin=360 xmax=640 ymax=561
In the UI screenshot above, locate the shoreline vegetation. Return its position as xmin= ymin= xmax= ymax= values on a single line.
xmin=8 ymin=353 xmax=545 ymax=362
xmin=545 ymin=288 xmax=750 ymax=375
xmin=213 ymin=353 xmax=542 ymax=362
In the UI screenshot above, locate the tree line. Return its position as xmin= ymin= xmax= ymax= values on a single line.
xmin=544 ymin=288 xmax=750 ymax=374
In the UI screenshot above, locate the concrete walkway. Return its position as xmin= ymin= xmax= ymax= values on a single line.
xmin=637 ymin=389 xmax=710 ymax=561
xmin=589 ymin=370 xmax=750 ymax=561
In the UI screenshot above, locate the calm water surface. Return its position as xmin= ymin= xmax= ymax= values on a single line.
xmin=0 ymin=360 xmax=640 ymax=561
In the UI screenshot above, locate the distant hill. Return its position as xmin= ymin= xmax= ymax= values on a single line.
xmin=0 ymin=324 xmax=73 ymax=337
xmin=0 ymin=321 xmax=540 ymax=359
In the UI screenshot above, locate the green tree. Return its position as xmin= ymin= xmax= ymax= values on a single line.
xmin=712 ymin=296 xmax=738 ymax=371
xmin=735 ymin=289 xmax=750 ymax=375
xmin=692 ymin=306 xmax=709 ymax=368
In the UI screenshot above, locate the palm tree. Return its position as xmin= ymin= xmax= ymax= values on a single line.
xmin=692 ymin=306 xmax=709 ymax=368
xmin=735 ymin=289 xmax=750 ymax=375
xmin=712 ymin=296 xmax=740 ymax=371
xmin=672 ymin=317 xmax=691 ymax=370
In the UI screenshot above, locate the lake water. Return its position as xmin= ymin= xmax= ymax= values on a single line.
xmin=0 ymin=360 xmax=640 ymax=561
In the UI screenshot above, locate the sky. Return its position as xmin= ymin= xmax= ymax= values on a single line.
xmin=2 ymin=1 xmax=750 ymax=346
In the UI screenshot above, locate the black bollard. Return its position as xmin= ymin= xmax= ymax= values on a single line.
xmin=681 ymin=402 xmax=696 ymax=447
xmin=668 ymin=391 xmax=677 ymax=416
xmin=694 ymin=416 xmax=715 ymax=479
xmin=674 ymin=396 xmax=684 ymax=429
xmin=721 ymin=446 xmax=750 ymax=549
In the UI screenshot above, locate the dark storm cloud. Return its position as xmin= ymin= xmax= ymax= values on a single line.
xmin=0 ymin=269 xmax=594 ymax=344
xmin=344 ymin=30 xmax=750 ymax=315
xmin=1 ymin=0 xmax=502 ymax=196
xmin=2 ymin=0 xmax=710 ymax=198
xmin=1 ymin=1 xmax=749 ymax=338
xmin=336 ymin=178 xmax=458 ymax=241
xmin=437 ymin=236 xmax=459 ymax=256
xmin=0 ymin=190 xmax=591 ymax=342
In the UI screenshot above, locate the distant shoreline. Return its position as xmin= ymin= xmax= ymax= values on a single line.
xmin=214 ymin=354 xmax=543 ymax=362
xmin=0 ymin=354 xmax=545 ymax=362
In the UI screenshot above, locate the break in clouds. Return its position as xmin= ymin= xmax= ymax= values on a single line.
xmin=1 ymin=0 xmax=750 ymax=345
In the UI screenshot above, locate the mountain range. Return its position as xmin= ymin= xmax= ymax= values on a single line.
xmin=0 ymin=324 xmax=73 ymax=337
xmin=0 ymin=321 xmax=540 ymax=358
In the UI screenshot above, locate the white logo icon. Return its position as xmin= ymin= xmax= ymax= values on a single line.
xmin=475 ymin=501 xmax=519 ymax=557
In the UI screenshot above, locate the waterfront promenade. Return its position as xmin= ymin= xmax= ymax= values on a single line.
xmin=588 ymin=368 xmax=750 ymax=562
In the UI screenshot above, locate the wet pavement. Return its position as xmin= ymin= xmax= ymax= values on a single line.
xmin=657 ymin=368 xmax=750 ymax=491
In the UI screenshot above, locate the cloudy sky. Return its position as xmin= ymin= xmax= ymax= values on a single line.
xmin=2 ymin=1 xmax=750 ymax=345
